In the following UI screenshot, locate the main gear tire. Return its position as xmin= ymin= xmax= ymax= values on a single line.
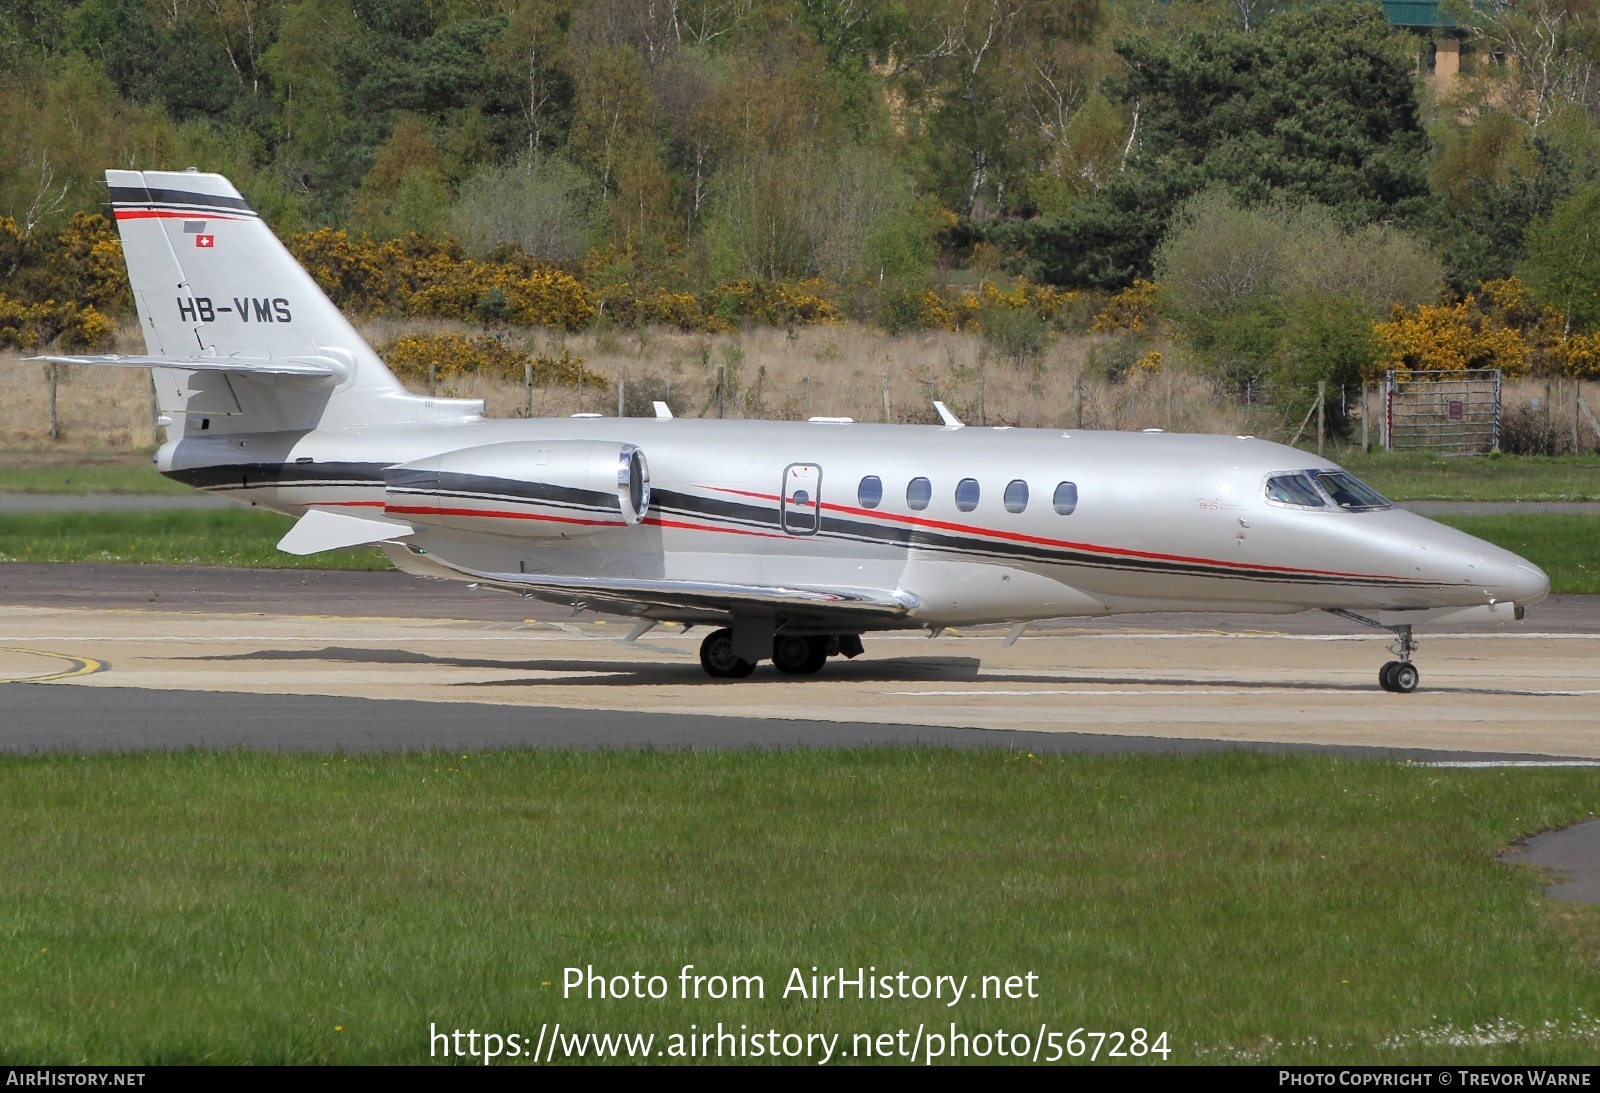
xmin=700 ymin=628 xmax=756 ymax=678
xmin=772 ymin=634 xmax=828 ymax=675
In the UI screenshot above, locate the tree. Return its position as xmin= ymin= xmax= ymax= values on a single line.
xmin=1519 ymin=181 xmax=1600 ymax=332
xmin=1011 ymin=2 xmax=1434 ymax=288
xmin=451 ymin=154 xmax=601 ymax=263
xmin=1155 ymin=187 xmax=1439 ymax=426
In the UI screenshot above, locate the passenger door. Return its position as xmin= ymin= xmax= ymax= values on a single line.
xmin=781 ymin=463 xmax=822 ymax=535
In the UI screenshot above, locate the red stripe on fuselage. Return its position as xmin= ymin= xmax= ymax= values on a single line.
xmin=701 ymin=485 xmax=1414 ymax=583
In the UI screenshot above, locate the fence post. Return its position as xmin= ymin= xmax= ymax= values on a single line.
xmin=48 ymin=362 xmax=60 ymax=440
xmin=881 ymin=373 xmax=890 ymax=423
xmin=979 ymin=372 xmax=987 ymax=426
xmin=1361 ymin=382 xmax=1369 ymax=452
xmin=618 ymin=365 xmax=626 ymax=418
xmin=1576 ymin=379 xmax=1582 ymax=455
xmin=428 ymin=362 xmax=436 ymax=397
xmin=524 ymin=360 xmax=532 ymax=418
xmin=804 ymin=376 xmax=811 ymax=418
xmin=1316 ymin=380 xmax=1325 ymax=455
xmin=1074 ymin=376 xmax=1082 ymax=429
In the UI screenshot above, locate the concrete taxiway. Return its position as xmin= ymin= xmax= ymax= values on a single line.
xmin=2 ymin=563 xmax=1599 ymax=760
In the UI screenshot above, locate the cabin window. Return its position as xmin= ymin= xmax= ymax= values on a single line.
xmin=907 ymin=477 xmax=932 ymax=511
xmin=858 ymin=475 xmax=883 ymax=509
xmin=1315 ymin=471 xmax=1391 ymax=511
xmin=1053 ymin=481 xmax=1078 ymax=515
xmin=1004 ymin=479 xmax=1029 ymax=513
xmin=1264 ymin=474 xmax=1325 ymax=508
xmin=955 ymin=478 xmax=980 ymax=512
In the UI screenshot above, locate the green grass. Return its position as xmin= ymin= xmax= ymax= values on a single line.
xmin=1335 ymin=451 xmax=1600 ymax=502
xmin=0 ymin=509 xmax=388 ymax=570
xmin=1434 ymin=514 xmax=1600 ymax=595
xmin=0 ymin=460 xmax=189 ymax=495
xmin=1 ymin=750 xmax=1597 ymax=1064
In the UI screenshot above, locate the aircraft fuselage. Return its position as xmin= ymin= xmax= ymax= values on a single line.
xmin=156 ymin=417 xmax=1547 ymax=629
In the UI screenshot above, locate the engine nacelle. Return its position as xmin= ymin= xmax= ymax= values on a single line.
xmin=384 ymin=439 xmax=650 ymax=539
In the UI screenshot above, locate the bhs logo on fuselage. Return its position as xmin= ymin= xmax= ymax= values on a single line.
xmin=178 ymin=297 xmax=292 ymax=323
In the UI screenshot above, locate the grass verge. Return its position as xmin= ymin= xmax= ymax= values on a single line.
xmin=0 ymin=750 xmax=1597 ymax=1064
xmin=1336 ymin=451 xmax=1600 ymax=502
xmin=1433 ymin=514 xmax=1600 ymax=595
xmin=0 ymin=454 xmax=187 ymax=495
xmin=0 ymin=509 xmax=388 ymax=570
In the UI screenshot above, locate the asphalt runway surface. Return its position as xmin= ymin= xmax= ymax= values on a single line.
xmin=4 ymin=563 xmax=1600 ymax=763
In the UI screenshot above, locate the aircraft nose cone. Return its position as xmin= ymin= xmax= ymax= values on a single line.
xmin=1503 ymin=561 xmax=1550 ymax=606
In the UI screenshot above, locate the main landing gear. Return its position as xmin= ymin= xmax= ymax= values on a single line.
xmin=1327 ymin=610 xmax=1420 ymax=693
xmin=698 ymin=628 xmax=863 ymax=679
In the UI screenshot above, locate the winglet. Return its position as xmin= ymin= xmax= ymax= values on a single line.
xmin=933 ymin=400 xmax=964 ymax=428
xmin=653 ymin=401 xmax=674 ymax=419
xmin=277 ymin=508 xmax=413 ymax=555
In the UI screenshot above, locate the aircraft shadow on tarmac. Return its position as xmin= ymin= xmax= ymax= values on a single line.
xmin=173 ymin=645 xmax=1460 ymax=692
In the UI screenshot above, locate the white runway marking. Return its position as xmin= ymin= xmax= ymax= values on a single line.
xmin=10 ymin=631 xmax=1600 ymax=643
xmin=1424 ymin=761 xmax=1600 ymax=768
xmin=883 ymin=688 xmax=1600 ymax=698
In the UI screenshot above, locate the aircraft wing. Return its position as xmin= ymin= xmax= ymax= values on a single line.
xmin=393 ymin=550 xmax=919 ymax=624
xmin=30 ymin=353 xmax=343 ymax=377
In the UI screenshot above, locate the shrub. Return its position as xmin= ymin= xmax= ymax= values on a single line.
xmin=377 ymin=333 xmax=606 ymax=389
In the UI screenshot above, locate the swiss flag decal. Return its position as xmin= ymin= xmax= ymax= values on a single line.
xmin=195 ymin=235 xmax=215 ymax=248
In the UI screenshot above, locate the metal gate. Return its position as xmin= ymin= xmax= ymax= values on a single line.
xmin=1384 ymin=369 xmax=1501 ymax=454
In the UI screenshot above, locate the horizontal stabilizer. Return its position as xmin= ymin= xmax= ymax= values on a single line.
xmin=398 ymin=552 xmax=919 ymax=622
xmin=277 ymin=509 xmax=413 ymax=556
xmin=30 ymin=353 xmax=345 ymax=378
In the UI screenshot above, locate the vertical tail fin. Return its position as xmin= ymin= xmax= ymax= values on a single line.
xmin=107 ymin=169 xmax=479 ymax=432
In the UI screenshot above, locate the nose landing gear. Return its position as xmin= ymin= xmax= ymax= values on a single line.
xmin=1377 ymin=623 xmax=1419 ymax=693
xmin=1326 ymin=611 xmax=1421 ymax=694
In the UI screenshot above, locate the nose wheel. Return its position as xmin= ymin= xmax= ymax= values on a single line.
xmin=1379 ymin=660 xmax=1419 ymax=693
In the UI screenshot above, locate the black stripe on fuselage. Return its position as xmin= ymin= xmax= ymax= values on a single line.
xmin=164 ymin=462 xmax=389 ymax=491
xmin=651 ymin=488 xmax=1438 ymax=590
xmin=159 ymin=467 xmax=1443 ymax=590
xmin=384 ymin=470 xmax=621 ymax=513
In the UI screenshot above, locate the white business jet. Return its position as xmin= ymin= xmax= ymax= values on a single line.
xmin=33 ymin=170 xmax=1549 ymax=691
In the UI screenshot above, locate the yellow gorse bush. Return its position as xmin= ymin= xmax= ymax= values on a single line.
xmin=377 ymin=332 xmax=605 ymax=389
xmin=1090 ymin=280 xmax=1160 ymax=335
xmin=0 ymin=295 xmax=115 ymax=351
xmin=291 ymin=231 xmax=596 ymax=331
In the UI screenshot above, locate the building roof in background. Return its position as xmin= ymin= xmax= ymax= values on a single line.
xmin=1380 ymin=0 xmax=1461 ymax=29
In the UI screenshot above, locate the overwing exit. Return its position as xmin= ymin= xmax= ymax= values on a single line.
xmin=34 ymin=170 xmax=1550 ymax=692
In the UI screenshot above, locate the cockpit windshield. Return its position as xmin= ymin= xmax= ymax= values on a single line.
xmin=1263 ymin=470 xmax=1392 ymax=511
xmin=1264 ymin=474 xmax=1325 ymax=507
xmin=1314 ymin=471 xmax=1391 ymax=511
